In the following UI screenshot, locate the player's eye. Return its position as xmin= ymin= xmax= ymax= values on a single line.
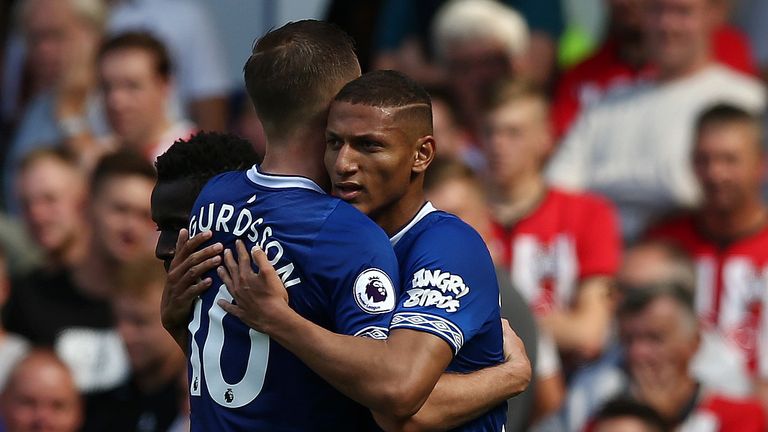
xmin=361 ymin=140 xmax=383 ymax=151
xmin=326 ymin=137 xmax=342 ymax=150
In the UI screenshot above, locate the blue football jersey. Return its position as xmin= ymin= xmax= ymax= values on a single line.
xmin=186 ymin=166 xmax=400 ymax=431
xmin=389 ymin=203 xmax=507 ymax=431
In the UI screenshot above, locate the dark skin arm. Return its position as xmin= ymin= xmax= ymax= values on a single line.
xmin=375 ymin=321 xmax=531 ymax=432
xmin=218 ymin=241 xmax=532 ymax=425
xmin=160 ymin=229 xmax=223 ymax=353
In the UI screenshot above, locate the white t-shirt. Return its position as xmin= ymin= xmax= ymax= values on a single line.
xmin=546 ymin=65 xmax=765 ymax=239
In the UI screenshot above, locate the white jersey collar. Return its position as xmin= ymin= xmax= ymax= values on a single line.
xmin=390 ymin=202 xmax=437 ymax=247
xmin=246 ymin=165 xmax=325 ymax=194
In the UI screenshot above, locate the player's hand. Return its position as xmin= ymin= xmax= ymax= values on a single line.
xmin=161 ymin=229 xmax=223 ymax=341
xmin=217 ymin=240 xmax=291 ymax=334
xmin=500 ymin=319 xmax=532 ymax=396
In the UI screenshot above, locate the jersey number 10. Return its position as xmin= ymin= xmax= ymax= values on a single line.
xmin=188 ymin=284 xmax=270 ymax=408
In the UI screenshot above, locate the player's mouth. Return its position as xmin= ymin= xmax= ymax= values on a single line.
xmin=334 ymin=182 xmax=364 ymax=201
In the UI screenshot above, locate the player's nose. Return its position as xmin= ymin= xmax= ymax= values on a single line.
xmin=334 ymin=144 xmax=359 ymax=176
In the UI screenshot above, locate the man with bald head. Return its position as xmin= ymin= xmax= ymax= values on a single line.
xmin=0 ymin=350 xmax=82 ymax=432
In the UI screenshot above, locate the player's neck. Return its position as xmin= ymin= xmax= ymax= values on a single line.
xmin=260 ymin=135 xmax=330 ymax=191
xmin=373 ymin=187 xmax=428 ymax=238
xmin=699 ymin=199 xmax=767 ymax=240
xmin=493 ymin=174 xmax=546 ymax=225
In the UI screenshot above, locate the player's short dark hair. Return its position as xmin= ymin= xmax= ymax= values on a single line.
xmin=334 ymin=70 xmax=433 ymax=135
xmin=91 ymin=150 xmax=157 ymax=195
xmin=243 ymin=20 xmax=359 ymax=135
xmin=695 ymin=103 xmax=763 ymax=153
xmin=155 ymin=131 xmax=260 ymax=195
xmin=98 ymin=31 xmax=172 ymax=80
xmin=592 ymin=398 xmax=669 ymax=432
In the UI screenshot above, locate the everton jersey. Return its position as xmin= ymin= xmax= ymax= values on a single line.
xmin=389 ymin=203 xmax=507 ymax=431
xmin=186 ymin=166 xmax=400 ymax=431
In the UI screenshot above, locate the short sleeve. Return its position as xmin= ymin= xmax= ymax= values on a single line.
xmin=307 ymin=203 xmax=401 ymax=340
xmin=390 ymin=219 xmax=500 ymax=354
xmin=576 ymin=195 xmax=620 ymax=278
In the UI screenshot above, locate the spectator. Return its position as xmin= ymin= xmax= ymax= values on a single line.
xmin=83 ymin=256 xmax=185 ymax=432
xmin=588 ymin=398 xmax=668 ymax=432
xmin=83 ymin=150 xmax=157 ymax=276
xmin=4 ymin=0 xmax=109 ymax=212
xmin=97 ymin=32 xmax=196 ymax=163
xmin=431 ymin=0 xmax=530 ymax=143
xmin=1 ymin=152 xmax=161 ymax=396
xmin=0 ymin=246 xmax=28 ymax=394
xmin=552 ymin=0 xmax=652 ymax=139
xmin=553 ymin=0 xmax=758 ymax=140
xmin=0 ymin=350 xmax=82 ymax=432
xmin=16 ymin=148 xmax=89 ymax=270
xmin=648 ymin=104 xmax=768 ymax=410
xmin=561 ymin=238 xmax=751 ymax=431
xmin=546 ymin=0 xmax=765 ymax=240
xmin=373 ymin=0 xmax=562 ymax=89
xmin=485 ymin=81 xmax=620 ymax=364
xmin=614 ymin=283 xmax=766 ymax=430
xmin=107 ymin=0 xmax=232 ymax=132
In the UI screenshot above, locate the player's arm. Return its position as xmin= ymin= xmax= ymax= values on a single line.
xmin=218 ymin=241 xmax=453 ymax=419
xmin=160 ymin=229 xmax=222 ymax=353
xmin=374 ymin=320 xmax=531 ymax=432
xmin=537 ymin=275 xmax=613 ymax=360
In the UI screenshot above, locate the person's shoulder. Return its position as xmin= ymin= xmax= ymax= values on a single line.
xmin=416 ymin=210 xmax=483 ymax=244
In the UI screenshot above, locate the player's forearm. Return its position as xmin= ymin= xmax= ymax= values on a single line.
xmin=164 ymin=324 xmax=190 ymax=356
xmin=376 ymin=364 xmax=530 ymax=432
xmin=263 ymin=308 xmax=439 ymax=418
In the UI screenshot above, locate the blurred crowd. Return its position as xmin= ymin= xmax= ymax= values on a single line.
xmin=1 ymin=0 xmax=768 ymax=431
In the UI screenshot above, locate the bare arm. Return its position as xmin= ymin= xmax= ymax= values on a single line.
xmin=218 ymin=242 xmax=454 ymax=419
xmin=160 ymin=229 xmax=222 ymax=353
xmin=538 ymin=276 xmax=613 ymax=360
xmin=375 ymin=321 xmax=532 ymax=432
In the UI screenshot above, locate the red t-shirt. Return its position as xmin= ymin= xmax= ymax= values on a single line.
xmin=683 ymin=394 xmax=766 ymax=432
xmin=492 ymin=188 xmax=620 ymax=316
xmin=552 ymin=27 xmax=757 ymax=139
xmin=649 ymin=216 xmax=768 ymax=377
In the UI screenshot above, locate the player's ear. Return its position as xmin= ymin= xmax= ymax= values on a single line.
xmin=412 ymin=135 xmax=435 ymax=174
